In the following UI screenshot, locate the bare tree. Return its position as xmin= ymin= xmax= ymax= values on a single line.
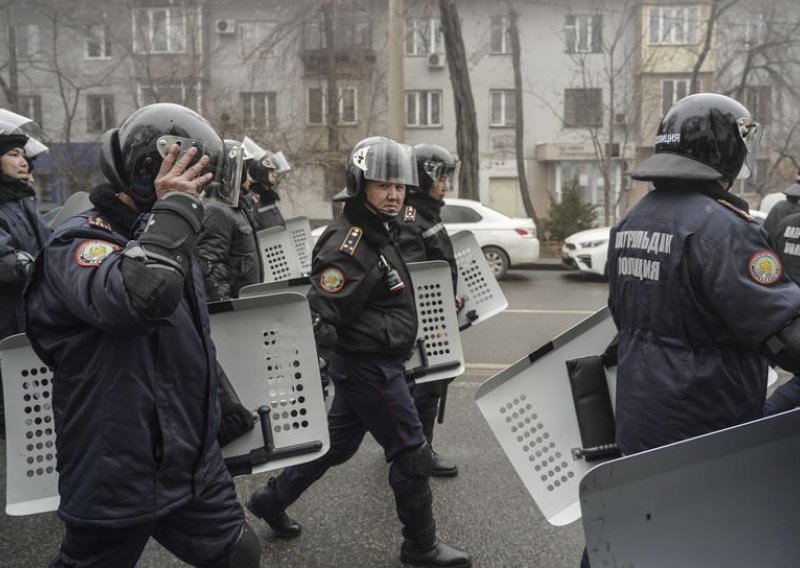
xmin=438 ymin=0 xmax=479 ymax=201
xmin=506 ymin=4 xmax=541 ymax=229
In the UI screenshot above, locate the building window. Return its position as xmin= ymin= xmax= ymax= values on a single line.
xmin=307 ymin=87 xmax=358 ymax=125
xmin=564 ymin=88 xmax=603 ymax=128
xmin=86 ymin=95 xmax=115 ymax=133
xmin=405 ymin=18 xmax=443 ymax=55
xmin=240 ymin=22 xmax=276 ymax=58
xmin=17 ymin=95 xmax=42 ymax=127
xmin=490 ymin=16 xmax=511 ymax=54
xmin=138 ymin=82 xmax=198 ymax=109
xmin=342 ymin=20 xmax=371 ymax=49
xmin=490 ymin=90 xmax=516 ymax=127
xmin=241 ymin=92 xmax=277 ymax=129
xmin=743 ymin=13 xmax=766 ymax=46
xmin=565 ymin=15 xmax=602 ymax=53
xmin=406 ymin=90 xmax=442 ymax=127
xmin=744 ymin=85 xmax=771 ymax=124
xmin=10 ymin=24 xmax=40 ymax=60
xmin=648 ymin=6 xmax=699 ymax=45
xmin=133 ymin=7 xmax=186 ymax=54
xmin=661 ymin=79 xmax=691 ymax=115
xmin=86 ymin=24 xmax=112 ymax=59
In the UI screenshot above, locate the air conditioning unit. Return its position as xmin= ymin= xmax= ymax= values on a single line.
xmin=427 ymin=52 xmax=445 ymax=69
xmin=614 ymin=113 xmax=627 ymax=125
xmin=216 ymin=19 xmax=235 ymax=35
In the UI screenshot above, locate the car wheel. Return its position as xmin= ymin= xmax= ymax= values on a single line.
xmin=483 ymin=246 xmax=510 ymax=280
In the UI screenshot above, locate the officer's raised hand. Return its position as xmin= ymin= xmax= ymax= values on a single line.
xmin=154 ymin=144 xmax=212 ymax=200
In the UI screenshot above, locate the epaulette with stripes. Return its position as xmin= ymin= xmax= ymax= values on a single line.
xmin=403 ymin=205 xmax=416 ymax=223
xmin=339 ymin=226 xmax=363 ymax=256
xmin=716 ymin=199 xmax=754 ymax=222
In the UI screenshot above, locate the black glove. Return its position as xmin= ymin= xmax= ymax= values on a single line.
xmin=218 ymin=399 xmax=255 ymax=447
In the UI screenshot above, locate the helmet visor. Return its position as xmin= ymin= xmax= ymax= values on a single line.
xmin=737 ymin=117 xmax=763 ymax=180
xmin=241 ymin=135 xmax=267 ymax=162
xmin=263 ymin=150 xmax=292 ymax=174
xmin=156 ymin=135 xmax=242 ymax=207
xmin=352 ymin=142 xmax=418 ymax=187
xmin=424 ymin=159 xmax=460 ymax=190
xmin=0 ymin=109 xmax=48 ymax=157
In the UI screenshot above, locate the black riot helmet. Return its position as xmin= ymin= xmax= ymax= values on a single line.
xmin=413 ymin=143 xmax=459 ymax=194
xmin=0 ymin=109 xmax=48 ymax=158
xmin=0 ymin=120 xmax=28 ymax=159
xmin=334 ymin=136 xmax=417 ymax=201
xmin=632 ymin=93 xmax=762 ymax=185
xmin=100 ymin=103 xmax=240 ymax=211
xmin=249 ymin=147 xmax=292 ymax=189
xmin=784 ymin=171 xmax=800 ymax=199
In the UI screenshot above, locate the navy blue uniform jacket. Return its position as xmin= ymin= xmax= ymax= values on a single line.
xmin=608 ymin=187 xmax=800 ymax=455
xmin=24 ymin=202 xmax=224 ymax=527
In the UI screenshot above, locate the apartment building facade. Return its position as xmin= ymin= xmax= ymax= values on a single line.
xmin=1 ymin=0 xmax=796 ymax=223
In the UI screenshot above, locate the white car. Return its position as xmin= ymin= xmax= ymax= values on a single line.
xmin=562 ymin=227 xmax=611 ymax=277
xmin=562 ymin=209 xmax=767 ymax=278
xmin=311 ymin=198 xmax=540 ymax=279
xmin=440 ymin=198 xmax=539 ymax=279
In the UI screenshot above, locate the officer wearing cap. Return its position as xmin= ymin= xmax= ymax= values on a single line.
xmin=247 ymin=137 xmax=472 ymax=568
xmin=763 ymin=171 xmax=800 ymax=242
xmin=24 ymin=103 xmax=260 ymax=567
xmin=396 ymin=142 xmax=461 ymax=478
xmin=582 ymin=93 xmax=800 ymax=566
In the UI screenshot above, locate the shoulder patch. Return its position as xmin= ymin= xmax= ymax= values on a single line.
xmin=403 ymin=205 xmax=416 ymax=223
xmin=716 ymin=199 xmax=754 ymax=222
xmin=87 ymin=215 xmax=113 ymax=233
xmin=75 ymin=240 xmax=120 ymax=267
xmin=339 ymin=226 xmax=363 ymax=256
xmin=320 ymin=266 xmax=345 ymax=293
xmin=749 ymin=249 xmax=782 ymax=285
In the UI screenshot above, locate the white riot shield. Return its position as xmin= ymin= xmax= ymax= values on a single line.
xmin=0 ymin=333 xmax=59 ymax=516
xmin=474 ymin=306 xmax=780 ymax=527
xmin=2 ymin=292 xmax=328 ymax=515
xmin=210 ymin=292 xmax=329 ymax=475
xmin=284 ymin=216 xmax=313 ymax=275
xmin=239 ymin=279 xmax=310 ymax=298
xmin=257 ymin=226 xmax=304 ymax=283
xmin=581 ymin=408 xmax=800 ymax=567
xmin=474 ymin=307 xmax=617 ymax=525
xmin=451 ymin=231 xmax=508 ymax=330
xmin=48 ymin=191 xmax=93 ymax=229
xmin=405 ymin=261 xmax=466 ymax=384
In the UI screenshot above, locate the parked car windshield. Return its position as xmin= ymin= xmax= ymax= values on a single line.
xmin=441 ymin=204 xmax=483 ymax=224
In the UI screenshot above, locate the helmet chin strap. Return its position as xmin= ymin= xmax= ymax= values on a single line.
xmin=363 ymin=200 xmax=399 ymax=221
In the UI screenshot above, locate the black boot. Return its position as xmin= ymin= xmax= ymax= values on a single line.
xmin=400 ymin=539 xmax=472 ymax=568
xmin=247 ymin=477 xmax=302 ymax=538
xmin=430 ymin=448 xmax=458 ymax=478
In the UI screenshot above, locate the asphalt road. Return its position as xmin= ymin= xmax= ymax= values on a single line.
xmin=0 ymin=267 xmax=610 ymax=568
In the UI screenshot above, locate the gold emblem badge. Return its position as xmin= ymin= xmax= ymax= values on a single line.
xmin=75 ymin=240 xmax=120 ymax=267
xmin=320 ymin=266 xmax=345 ymax=293
xmin=749 ymin=250 xmax=782 ymax=285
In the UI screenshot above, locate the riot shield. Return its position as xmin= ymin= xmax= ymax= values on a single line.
xmin=0 ymin=333 xmax=59 ymax=516
xmin=1 ymin=292 xmax=328 ymax=515
xmin=474 ymin=307 xmax=617 ymax=525
xmin=581 ymin=408 xmax=800 ymax=567
xmin=283 ymin=216 xmax=313 ymax=275
xmin=451 ymin=231 xmax=508 ymax=330
xmin=257 ymin=226 xmax=304 ymax=283
xmin=405 ymin=261 xmax=466 ymax=384
xmin=48 ymin=191 xmax=93 ymax=229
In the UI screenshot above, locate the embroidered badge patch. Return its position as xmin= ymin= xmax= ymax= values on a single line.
xmin=320 ymin=267 xmax=345 ymax=293
xmin=749 ymin=250 xmax=782 ymax=285
xmin=339 ymin=226 xmax=363 ymax=256
xmin=403 ymin=205 xmax=416 ymax=223
xmin=75 ymin=240 xmax=120 ymax=267
xmin=88 ymin=215 xmax=113 ymax=232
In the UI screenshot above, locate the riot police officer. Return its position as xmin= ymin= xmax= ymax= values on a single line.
xmin=24 ymin=103 xmax=260 ymax=568
xmin=0 ymin=118 xmax=51 ymax=438
xmin=249 ymin=147 xmax=292 ymax=229
xmin=763 ymin=171 xmax=800 ymax=242
xmin=197 ymin=138 xmax=264 ymax=301
xmin=581 ymin=93 xmax=800 ymax=567
xmin=247 ymin=137 xmax=472 ymax=568
xmin=397 ymin=143 xmax=461 ymax=477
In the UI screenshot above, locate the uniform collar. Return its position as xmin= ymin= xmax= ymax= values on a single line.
xmin=0 ymin=176 xmax=34 ymax=203
xmin=343 ymin=200 xmax=396 ymax=247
